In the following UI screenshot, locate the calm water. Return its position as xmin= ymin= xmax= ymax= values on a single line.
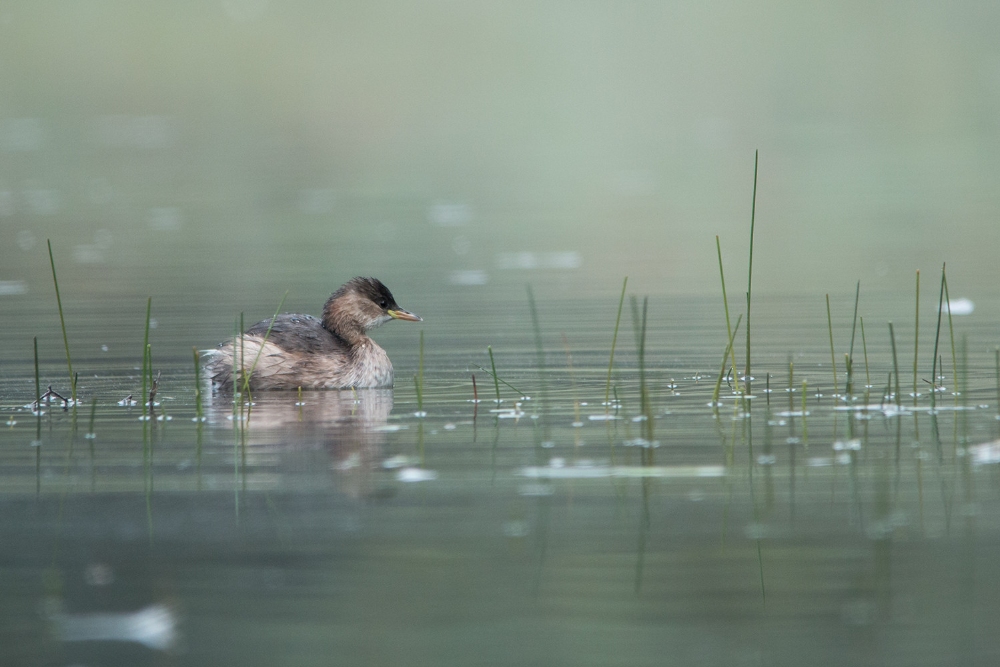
xmin=3 ymin=288 xmax=1000 ymax=666
xmin=5 ymin=2 xmax=1000 ymax=664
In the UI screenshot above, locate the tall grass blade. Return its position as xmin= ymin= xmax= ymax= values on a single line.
xmin=47 ymin=240 xmax=75 ymax=401
xmin=415 ymin=329 xmax=425 ymax=412
xmin=847 ymin=280 xmax=860 ymax=396
xmin=930 ymin=264 xmax=946 ymax=408
xmin=860 ymin=317 xmax=871 ymax=389
xmin=913 ymin=270 xmax=920 ymax=405
xmin=605 ymin=277 xmax=628 ymax=413
xmin=942 ymin=270 xmax=958 ymax=401
xmin=33 ymin=337 xmax=41 ymax=407
xmin=744 ymin=150 xmax=759 ymax=399
xmin=237 ymin=292 xmax=288 ymax=395
xmin=487 ymin=347 xmax=501 ymax=402
xmin=888 ymin=322 xmax=901 ymax=407
xmin=716 ymin=237 xmax=739 ymax=390
xmin=712 ymin=314 xmax=743 ymax=407
xmin=995 ymin=347 xmax=999 ymax=420
xmin=141 ymin=298 xmax=151 ymax=421
xmin=474 ymin=364 xmax=526 ymax=398
xmin=193 ymin=346 xmax=204 ymax=423
xmin=526 ymin=285 xmax=546 ymax=379
xmin=825 ymin=294 xmax=839 ymax=396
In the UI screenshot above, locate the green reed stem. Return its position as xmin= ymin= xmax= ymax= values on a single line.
xmin=638 ymin=297 xmax=651 ymax=439
xmin=930 ymin=264 xmax=946 ymax=408
xmin=788 ymin=358 xmax=794 ymax=412
xmin=141 ymin=298 xmax=151 ymax=420
xmin=825 ymin=294 xmax=839 ymax=396
xmin=995 ymin=347 xmax=999 ymax=419
xmin=239 ymin=312 xmax=245 ymax=392
xmin=33 ymin=337 xmax=41 ymax=407
xmin=193 ymin=347 xmax=203 ymax=422
xmin=475 ymin=364 xmax=526 ymax=398
xmin=240 ymin=291 xmax=288 ymax=397
xmin=801 ymin=380 xmax=808 ymax=444
xmin=888 ymin=322 xmax=901 ymax=407
xmin=860 ymin=317 xmax=871 ymax=389
xmin=745 ymin=150 xmax=758 ymax=399
xmin=913 ymin=270 xmax=920 ymax=405
xmin=415 ymin=329 xmax=425 ymax=412
xmin=712 ymin=314 xmax=743 ymax=407
xmin=844 ymin=354 xmax=852 ymax=402
xmin=847 ymin=280 xmax=860 ymax=396
xmin=605 ymin=276 xmax=628 ymax=413
xmin=47 ymin=240 xmax=75 ymax=401
xmin=526 ymin=285 xmax=546 ymax=392
xmin=716 ymin=236 xmax=739 ymax=390
xmin=942 ymin=272 xmax=958 ymax=398
xmin=487 ymin=347 xmax=501 ymax=402
xmin=418 ymin=329 xmax=425 ymax=388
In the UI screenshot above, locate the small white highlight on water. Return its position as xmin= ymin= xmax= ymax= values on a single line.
xmin=51 ymin=603 xmax=177 ymax=651
xmin=381 ymin=455 xmax=412 ymax=469
xmin=502 ymin=520 xmax=530 ymax=537
xmin=833 ymin=439 xmax=861 ymax=451
xmin=495 ymin=251 xmax=582 ymax=270
xmin=521 ymin=465 xmax=724 ymax=479
xmin=970 ymin=440 xmax=1000 ymax=465
xmin=0 ymin=280 xmax=27 ymax=295
xmin=449 ymin=270 xmax=488 ymax=286
xmin=428 ymin=201 xmax=472 ymax=226
xmin=396 ymin=467 xmax=438 ymax=483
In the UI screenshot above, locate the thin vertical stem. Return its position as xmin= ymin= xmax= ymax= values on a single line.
xmin=888 ymin=322 xmax=901 ymax=407
xmin=487 ymin=346 xmax=501 ymax=403
xmin=605 ymin=277 xmax=628 ymax=413
xmin=847 ymin=280 xmax=860 ymax=396
xmin=33 ymin=337 xmax=41 ymax=407
xmin=716 ymin=237 xmax=739 ymax=390
xmin=825 ymin=294 xmax=839 ymax=396
xmin=193 ymin=347 xmax=203 ymax=422
xmin=913 ymin=270 xmax=920 ymax=405
xmin=995 ymin=347 xmax=999 ymax=419
xmin=860 ymin=317 xmax=871 ymax=389
xmin=47 ymin=240 xmax=75 ymax=401
xmin=930 ymin=264 xmax=946 ymax=408
xmin=141 ymin=298 xmax=152 ymax=421
xmin=744 ymin=150 xmax=759 ymax=399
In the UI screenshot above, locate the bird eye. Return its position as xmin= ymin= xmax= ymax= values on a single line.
xmin=380 ymin=299 xmax=388 ymax=308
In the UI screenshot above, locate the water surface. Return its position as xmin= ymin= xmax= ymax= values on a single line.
xmin=3 ymin=289 xmax=1000 ymax=666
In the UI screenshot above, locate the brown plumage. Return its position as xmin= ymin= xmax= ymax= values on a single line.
xmin=205 ymin=277 xmax=421 ymax=390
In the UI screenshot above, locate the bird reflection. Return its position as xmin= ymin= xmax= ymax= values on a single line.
xmin=205 ymin=388 xmax=397 ymax=498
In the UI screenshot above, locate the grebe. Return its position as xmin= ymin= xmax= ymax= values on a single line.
xmin=206 ymin=277 xmax=421 ymax=390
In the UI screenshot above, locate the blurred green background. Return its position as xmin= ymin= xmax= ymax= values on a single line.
xmin=1 ymin=0 xmax=999 ymax=308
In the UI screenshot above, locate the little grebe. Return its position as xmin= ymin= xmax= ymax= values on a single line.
xmin=206 ymin=277 xmax=421 ymax=390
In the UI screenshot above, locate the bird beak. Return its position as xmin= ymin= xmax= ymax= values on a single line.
xmin=388 ymin=309 xmax=422 ymax=322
